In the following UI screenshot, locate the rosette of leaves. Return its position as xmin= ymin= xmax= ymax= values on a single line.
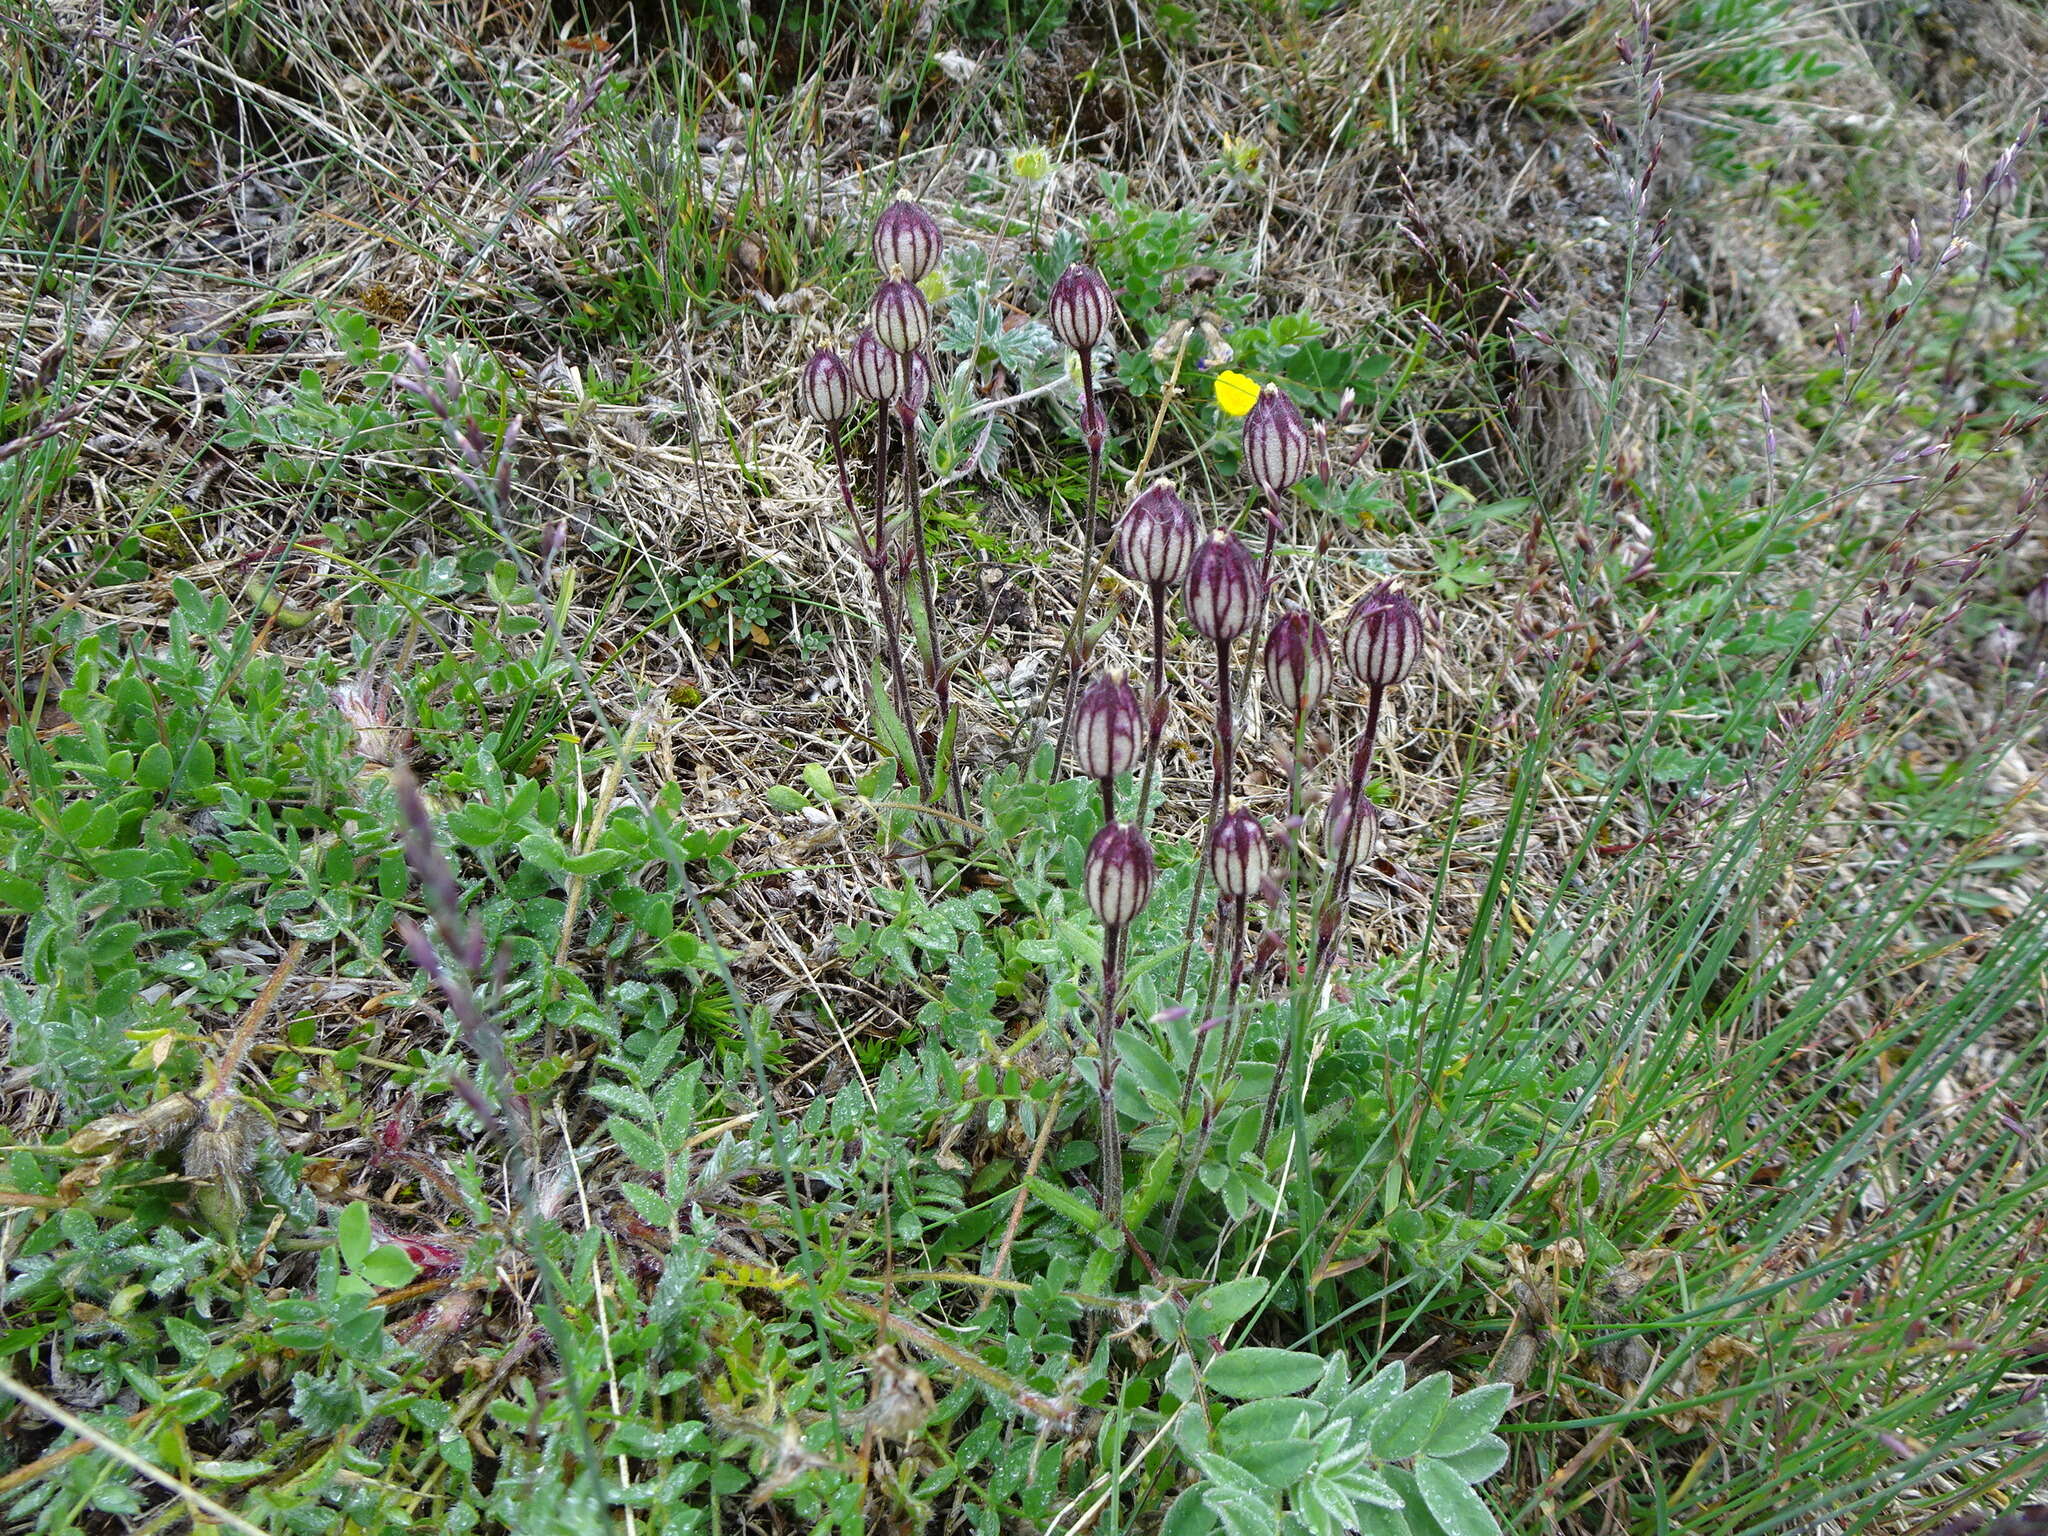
xmin=1162 ymin=1345 xmax=1511 ymax=1536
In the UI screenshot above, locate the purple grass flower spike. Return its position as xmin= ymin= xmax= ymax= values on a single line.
xmin=1049 ymin=264 xmax=1114 ymax=352
xmin=872 ymin=273 xmax=932 ymax=355
xmin=873 ymin=199 xmax=942 ymax=281
xmin=798 ymin=348 xmax=856 ymax=423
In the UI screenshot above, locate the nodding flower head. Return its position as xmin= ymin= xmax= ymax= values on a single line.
xmin=1185 ymin=529 xmax=1261 ymax=644
xmin=1117 ymin=480 xmax=1200 ymax=588
xmin=1084 ymin=821 xmax=1156 ymax=929
xmin=848 ymin=328 xmax=906 ymax=403
xmin=1048 ymin=264 xmax=1115 ymax=353
xmin=872 ymin=274 xmax=932 ymax=355
xmin=1264 ymin=607 xmax=1334 ymax=716
xmin=1325 ymin=790 xmax=1378 ymax=871
xmin=1072 ymin=671 xmax=1142 ymax=784
xmin=1244 ymin=384 xmax=1310 ymax=495
xmin=1206 ymin=807 xmax=1270 ymax=900
xmin=873 ymin=199 xmax=942 ymax=282
xmin=798 ymin=348 xmax=857 ymax=424
xmin=1342 ymin=583 xmax=1424 ymax=689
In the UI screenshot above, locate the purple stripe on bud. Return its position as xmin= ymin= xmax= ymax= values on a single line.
xmin=1244 ymin=385 xmax=1310 ymax=494
xmin=798 ymin=348 xmax=857 ymax=423
xmin=1049 ymin=264 xmax=1114 ymax=352
xmin=872 ymin=275 xmax=932 ymax=355
xmin=1185 ymin=529 xmax=1261 ymax=643
xmin=1072 ymin=671 xmax=1142 ymax=783
xmin=1263 ymin=607 xmax=1333 ymax=716
xmin=1324 ymin=790 xmax=1378 ymax=870
xmin=873 ymin=199 xmax=943 ymax=281
xmin=1206 ymin=807 xmax=1270 ymax=900
xmin=1085 ymin=821 xmax=1156 ymax=929
xmin=849 ymin=328 xmax=906 ymax=402
xmin=1342 ymin=583 xmax=1424 ymax=688
xmin=1117 ymin=479 xmax=1200 ymax=587
xmin=902 ymin=351 xmax=931 ymax=419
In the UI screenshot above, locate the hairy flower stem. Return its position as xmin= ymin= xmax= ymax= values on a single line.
xmin=1172 ymin=638 xmax=1235 ymax=998
xmin=1136 ymin=580 xmax=1169 ymax=831
xmin=1053 ymin=354 xmax=1105 ymax=774
xmin=1258 ymin=709 xmax=1315 ymax=1155
xmin=900 ymin=409 xmax=958 ymax=811
xmin=868 ymin=414 xmax=926 ymax=799
xmin=1313 ymin=683 xmax=1384 ymax=981
xmin=1096 ymin=920 xmax=1128 ymax=1216
xmin=1160 ymin=897 xmax=1243 ymax=1253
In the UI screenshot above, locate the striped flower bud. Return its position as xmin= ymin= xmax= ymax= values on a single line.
xmin=1244 ymin=385 xmax=1309 ymax=495
xmin=901 ymin=350 xmax=931 ymax=419
xmin=1184 ymin=529 xmax=1261 ymax=643
xmin=1324 ymin=791 xmax=1377 ymax=870
xmin=1084 ymin=821 xmax=1156 ymax=929
xmin=872 ymin=274 xmax=931 ymax=355
xmin=1342 ymin=583 xmax=1424 ymax=689
xmin=798 ymin=348 xmax=856 ymax=423
xmin=848 ymin=327 xmax=905 ymax=402
xmin=872 ymin=199 xmax=942 ymax=282
xmin=1072 ymin=671 xmax=1141 ymax=783
xmin=1264 ymin=608 xmax=1333 ymax=715
xmin=1206 ymin=808 xmax=1270 ymax=900
xmin=1048 ymin=264 xmax=1114 ymax=352
xmin=1117 ymin=480 xmax=1199 ymax=587
xmin=2028 ymin=576 xmax=2048 ymax=627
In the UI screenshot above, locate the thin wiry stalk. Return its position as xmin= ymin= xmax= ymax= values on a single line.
xmin=1161 ymin=895 xmax=1243 ymax=1254
xmin=1172 ymin=637 xmax=1235 ymax=998
xmin=1314 ymin=682 xmax=1384 ymax=980
xmin=1136 ymin=579 xmax=1169 ymax=831
xmin=1053 ymin=351 xmax=1105 ymax=774
xmin=1096 ymin=919 xmax=1128 ymax=1216
xmin=900 ymin=404 xmax=959 ymax=812
xmin=866 ymin=410 xmax=925 ymax=797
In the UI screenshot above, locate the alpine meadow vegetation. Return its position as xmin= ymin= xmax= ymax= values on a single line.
xmin=2 ymin=2 xmax=2047 ymax=1534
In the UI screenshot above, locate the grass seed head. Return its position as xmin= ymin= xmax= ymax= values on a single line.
xmin=1085 ymin=821 xmax=1156 ymax=929
xmin=1118 ymin=479 xmax=1200 ymax=587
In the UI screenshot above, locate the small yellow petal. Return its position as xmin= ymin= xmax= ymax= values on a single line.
xmin=1214 ymin=370 xmax=1259 ymax=417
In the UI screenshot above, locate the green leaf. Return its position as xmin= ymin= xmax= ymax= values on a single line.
xmin=137 ymin=742 xmax=173 ymax=791
xmin=620 ymin=1181 xmax=675 ymax=1226
xmin=358 ymin=1245 xmax=420 ymax=1289
xmin=607 ymin=1116 xmax=667 ymax=1174
xmin=1413 ymin=1457 xmax=1501 ymax=1536
xmin=1116 ymin=1027 xmax=1182 ymax=1109
xmin=337 ymin=1202 xmax=373 ymax=1269
xmin=1431 ymin=1435 xmax=1509 ymax=1485
xmin=1370 ymin=1371 xmax=1451 ymax=1461
xmin=1162 ymin=1486 xmax=1218 ymax=1536
xmin=1205 ymin=1347 xmax=1327 ymax=1401
xmin=1218 ymin=1396 xmax=1322 ymax=1453
xmin=1231 ymin=1438 xmax=1316 ymax=1488
xmin=1185 ymin=1277 xmax=1270 ymax=1340
xmin=1425 ymin=1383 xmax=1512 ymax=1457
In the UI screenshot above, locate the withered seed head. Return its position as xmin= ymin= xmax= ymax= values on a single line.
xmin=872 ymin=274 xmax=932 ymax=355
xmin=1343 ymin=583 xmax=1424 ymax=689
xmin=1263 ymin=607 xmax=1333 ymax=716
xmin=1084 ymin=821 xmax=1156 ymax=929
xmin=1185 ymin=529 xmax=1261 ymax=643
xmin=848 ymin=327 xmax=906 ymax=403
xmin=1117 ymin=480 xmax=1200 ymax=587
xmin=1206 ymin=807 xmax=1270 ymax=900
xmin=1072 ymin=671 xmax=1142 ymax=783
xmin=798 ymin=348 xmax=857 ymax=423
xmin=1049 ymin=264 xmax=1114 ymax=352
xmin=1244 ymin=384 xmax=1310 ymax=495
xmin=873 ymin=199 xmax=943 ymax=282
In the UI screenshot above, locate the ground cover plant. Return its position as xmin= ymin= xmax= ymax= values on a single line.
xmin=1 ymin=0 xmax=2046 ymax=1532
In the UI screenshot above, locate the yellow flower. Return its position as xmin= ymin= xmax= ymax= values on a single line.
xmin=1214 ymin=370 xmax=1259 ymax=417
